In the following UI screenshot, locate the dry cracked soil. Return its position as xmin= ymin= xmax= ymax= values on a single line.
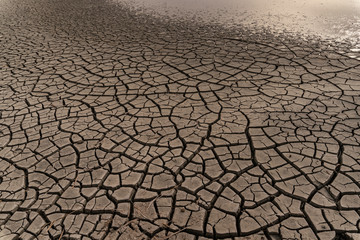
xmin=0 ymin=0 xmax=360 ymax=239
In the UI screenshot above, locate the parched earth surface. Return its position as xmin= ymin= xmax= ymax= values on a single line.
xmin=1 ymin=0 xmax=360 ymax=239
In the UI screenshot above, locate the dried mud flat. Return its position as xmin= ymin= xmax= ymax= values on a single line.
xmin=0 ymin=0 xmax=360 ymax=239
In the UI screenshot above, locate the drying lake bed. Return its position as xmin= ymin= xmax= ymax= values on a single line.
xmin=0 ymin=0 xmax=360 ymax=239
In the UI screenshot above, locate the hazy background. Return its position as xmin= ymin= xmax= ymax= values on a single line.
xmin=110 ymin=0 xmax=360 ymax=46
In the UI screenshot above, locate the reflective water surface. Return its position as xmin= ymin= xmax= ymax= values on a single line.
xmin=111 ymin=0 xmax=360 ymax=44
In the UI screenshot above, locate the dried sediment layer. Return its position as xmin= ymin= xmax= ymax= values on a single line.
xmin=0 ymin=0 xmax=360 ymax=239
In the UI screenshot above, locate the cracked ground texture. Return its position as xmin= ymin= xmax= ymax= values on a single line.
xmin=1 ymin=0 xmax=360 ymax=239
